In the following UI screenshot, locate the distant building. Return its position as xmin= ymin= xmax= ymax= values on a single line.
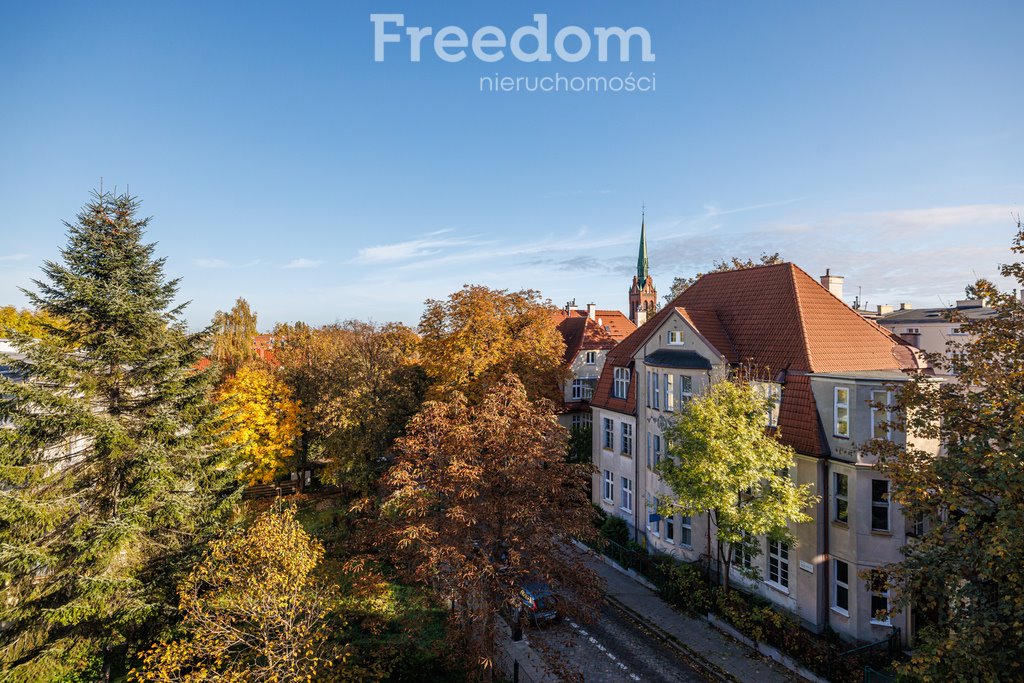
xmin=628 ymin=216 xmax=658 ymax=326
xmin=592 ymin=262 xmax=934 ymax=646
xmin=551 ymin=304 xmax=634 ymax=432
xmin=877 ymin=299 xmax=996 ymax=375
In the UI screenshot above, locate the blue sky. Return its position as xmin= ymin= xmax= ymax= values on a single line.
xmin=1 ymin=1 xmax=1022 ymax=329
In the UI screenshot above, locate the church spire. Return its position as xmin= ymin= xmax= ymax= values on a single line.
xmin=636 ymin=211 xmax=649 ymax=283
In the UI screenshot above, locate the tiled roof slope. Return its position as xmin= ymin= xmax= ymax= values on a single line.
xmin=674 ymin=307 xmax=738 ymax=363
xmin=592 ymin=263 xmax=923 ymax=456
xmin=551 ymin=309 xmax=635 ymax=364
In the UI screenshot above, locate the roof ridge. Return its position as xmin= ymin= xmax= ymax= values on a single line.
xmin=787 ymin=263 xmax=817 ymax=370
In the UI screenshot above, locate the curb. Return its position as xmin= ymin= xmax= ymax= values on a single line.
xmin=604 ymin=593 xmax=738 ymax=683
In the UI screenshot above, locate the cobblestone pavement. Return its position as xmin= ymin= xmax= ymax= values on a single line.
xmin=527 ymin=602 xmax=710 ymax=682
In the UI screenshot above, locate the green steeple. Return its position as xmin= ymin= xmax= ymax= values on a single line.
xmin=636 ymin=213 xmax=649 ymax=283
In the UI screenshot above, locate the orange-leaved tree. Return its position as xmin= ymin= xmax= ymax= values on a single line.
xmin=418 ymin=286 xmax=566 ymax=404
xmin=132 ymin=507 xmax=341 ymax=682
xmin=217 ymin=363 xmax=301 ymax=485
xmin=382 ymin=374 xmax=601 ymax=675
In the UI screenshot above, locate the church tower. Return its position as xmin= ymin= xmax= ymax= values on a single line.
xmin=629 ymin=213 xmax=657 ymax=325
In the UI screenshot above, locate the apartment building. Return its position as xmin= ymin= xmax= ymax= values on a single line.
xmin=877 ymin=298 xmax=996 ymax=375
xmin=551 ymin=304 xmax=634 ymax=431
xmin=591 ymin=262 xmax=935 ymax=646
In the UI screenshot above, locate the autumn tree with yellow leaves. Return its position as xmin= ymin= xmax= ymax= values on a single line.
xmin=133 ymin=507 xmax=341 ymax=683
xmin=217 ymin=363 xmax=301 ymax=485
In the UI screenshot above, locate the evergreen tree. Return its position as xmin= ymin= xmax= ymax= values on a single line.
xmin=0 ymin=191 xmax=241 ymax=681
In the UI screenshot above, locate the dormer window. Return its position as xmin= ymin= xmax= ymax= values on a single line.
xmin=612 ymin=367 xmax=630 ymax=399
xmin=667 ymin=330 xmax=684 ymax=345
xmin=584 ymin=351 xmax=597 ymax=364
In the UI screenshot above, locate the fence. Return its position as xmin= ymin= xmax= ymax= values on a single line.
xmin=492 ymin=645 xmax=540 ymax=683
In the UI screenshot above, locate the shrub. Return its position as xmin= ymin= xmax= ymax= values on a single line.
xmin=600 ymin=515 xmax=630 ymax=547
xmin=659 ymin=561 xmax=713 ymax=615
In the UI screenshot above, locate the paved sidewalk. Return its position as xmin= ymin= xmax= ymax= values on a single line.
xmin=590 ymin=553 xmax=799 ymax=683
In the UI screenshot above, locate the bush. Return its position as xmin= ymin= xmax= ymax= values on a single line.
xmin=659 ymin=561 xmax=713 ymax=615
xmin=600 ymin=515 xmax=630 ymax=546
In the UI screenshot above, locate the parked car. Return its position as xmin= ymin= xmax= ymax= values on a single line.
xmin=516 ymin=582 xmax=559 ymax=626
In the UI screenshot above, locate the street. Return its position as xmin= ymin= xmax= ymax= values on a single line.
xmin=526 ymin=601 xmax=711 ymax=682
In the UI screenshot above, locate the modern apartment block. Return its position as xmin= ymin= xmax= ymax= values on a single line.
xmin=876 ymin=298 xmax=996 ymax=375
xmin=591 ymin=261 xmax=936 ymax=646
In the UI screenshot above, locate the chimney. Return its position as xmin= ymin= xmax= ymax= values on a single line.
xmin=899 ymin=302 xmax=912 ymax=310
xmin=587 ymin=303 xmax=597 ymax=321
xmin=819 ymin=269 xmax=845 ymax=302
xmin=877 ymin=304 xmax=894 ymax=315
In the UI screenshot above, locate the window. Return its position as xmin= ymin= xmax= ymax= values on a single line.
xmin=602 ymin=470 xmax=614 ymax=502
xmin=871 ymin=390 xmax=892 ymax=441
xmin=585 ymin=350 xmax=597 ymax=364
xmin=613 ymin=367 xmax=630 ymax=399
xmin=646 ymin=370 xmax=652 ymax=407
xmin=602 ymin=418 xmax=614 ymax=449
xmin=665 ymin=514 xmax=675 ymax=543
xmin=666 ymin=374 xmax=674 ymax=412
xmin=646 ymin=433 xmax=652 ymax=468
xmin=832 ymin=559 xmax=850 ymax=615
xmin=663 ymin=373 xmax=670 ymax=412
xmin=679 ymin=375 xmax=693 ymax=403
xmin=652 ymin=373 xmax=660 ymax=410
xmin=621 ymin=477 xmax=633 ymax=512
xmin=735 ymin=532 xmax=753 ymax=569
xmin=648 ymin=496 xmax=661 ymax=536
xmin=680 ymin=516 xmax=692 ymax=547
xmin=652 ymin=434 xmax=662 ymax=468
xmin=764 ymin=383 xmax=782 ymax=428
xmin=620 ymin=423 xmax=633 ymax=456
xmin=571 ymin=377 xmax=596 ymax=400
xmin=833 ymin=472 xmax=849 ymax=524
xmin=871 ymin=480 xmax=890 ymax=532
xmin=870 ymin=591 xmax=891 ymax=625
xmin=571 ymin=412 xmax=592 ymax=429
xmin=767 ymin=540 xmax=790 ymax=589
xmin=907 ymin=511 xmax=925 ymax=538
xmin=904 ymin=327 xmax=920 ymax=335
xmin=834 ymin=387 xmax=850 ymax=437
xmin=667 ymin=330 xmax=684 ymax=345
xmin=949 ymin=327 xmax=966 ymax=336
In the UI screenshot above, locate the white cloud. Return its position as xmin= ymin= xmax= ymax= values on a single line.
xmin=194 ymin=258 xmax=230 ymax=269
xmin=282 ymin=258 xmax=323 ymax=269
xmin=353 ymin=235 xmax=480 ymax=265
xmin=0 ymin=253 xmax=29 ymax=262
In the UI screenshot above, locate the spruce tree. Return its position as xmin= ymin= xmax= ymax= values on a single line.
xmin=0 ymin=191 xmax=241 ymax=681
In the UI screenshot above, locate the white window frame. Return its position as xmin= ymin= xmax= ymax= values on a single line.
xmin=666 ymin=374 xmax=674 ymax=412
xmin=871 ymin=479 xmax=890 ymax=532
xmin=602 ymin=418 xmax=614 ymax=450
xmin=652 ymin=373 xmax=660 ymax=410
xmin=646 ymin=370 xmax=652 ymax=407
xmin=652 ymin=434 xmax=661 ymax=468
xmin=679 ymin=375 xmax=693 ymax=403
xmin=832 ymin=558 xmax=850 ymax=616
xmin=621 ymin=477 xmax=633 ymax=513
xmin=871 ymin=389 xmax=893 ymax=441
xmin=584 ymin=350 xmax=597 ymax=364
xmin=648 ymin=496 xmax=661 ymax=537
xmin=834 ymin=386 xmax=851 ymax=438
xmin=735 ymin=531 xmax=753 ymax=569
xmin=767 ymin=540 xmax=790 ymax=591
xmin=870 ymin=590 xmax=891 ymax=626
xmin=602 ymin=470 xmax=614 ymax=502
xmin=665 ymin=514 xmax=675 ymax=543
xmin=680 ymin=515 xmax=692 ymax=547
xmin=833 ymin=471 xmax=849 ymax=524
xmin=613 ymin=367 xmax=630 ymax=399
xmin=620 ymin=422 xmax=633 ymax=456
xmin=667 ymin=330 xmax=684 ymax=345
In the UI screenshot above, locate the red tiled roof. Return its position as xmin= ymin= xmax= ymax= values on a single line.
xmin=551 ymin=309 xmax=635 ymax=363
xmin=592 ymin=263 xmax=923 ymax=456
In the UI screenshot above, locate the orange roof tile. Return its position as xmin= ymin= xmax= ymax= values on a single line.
xmin=592 ymin=263 xmax=923 ymax=456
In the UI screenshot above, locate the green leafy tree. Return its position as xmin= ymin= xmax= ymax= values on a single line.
xmin=567 ymin=423 xmax=593 ymax=464
xmin=658 ymin=379 xmax=816 ymax=592
xmin=0 ymin=191 xmax=241 ymax=681
xmin=0 ymin=306 xmax=64 ymax=340
xmin=664 ymin=252 xmax=783 ymax=303
xmin=211 ymin=297 xmax=258 ymax=375
xmin=865 ymin=220 xmax=1024 ymax=682
xmin=274 ymin=321 xmax=427 ymax=494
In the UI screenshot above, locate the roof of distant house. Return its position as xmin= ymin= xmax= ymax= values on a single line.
xmin=551 ymin=308 xmax=635 ymax=364
xmin=592 ymin=262 xmax=926 ymax=456
xmin=878 ymin=302 xmax=997 ymax=325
